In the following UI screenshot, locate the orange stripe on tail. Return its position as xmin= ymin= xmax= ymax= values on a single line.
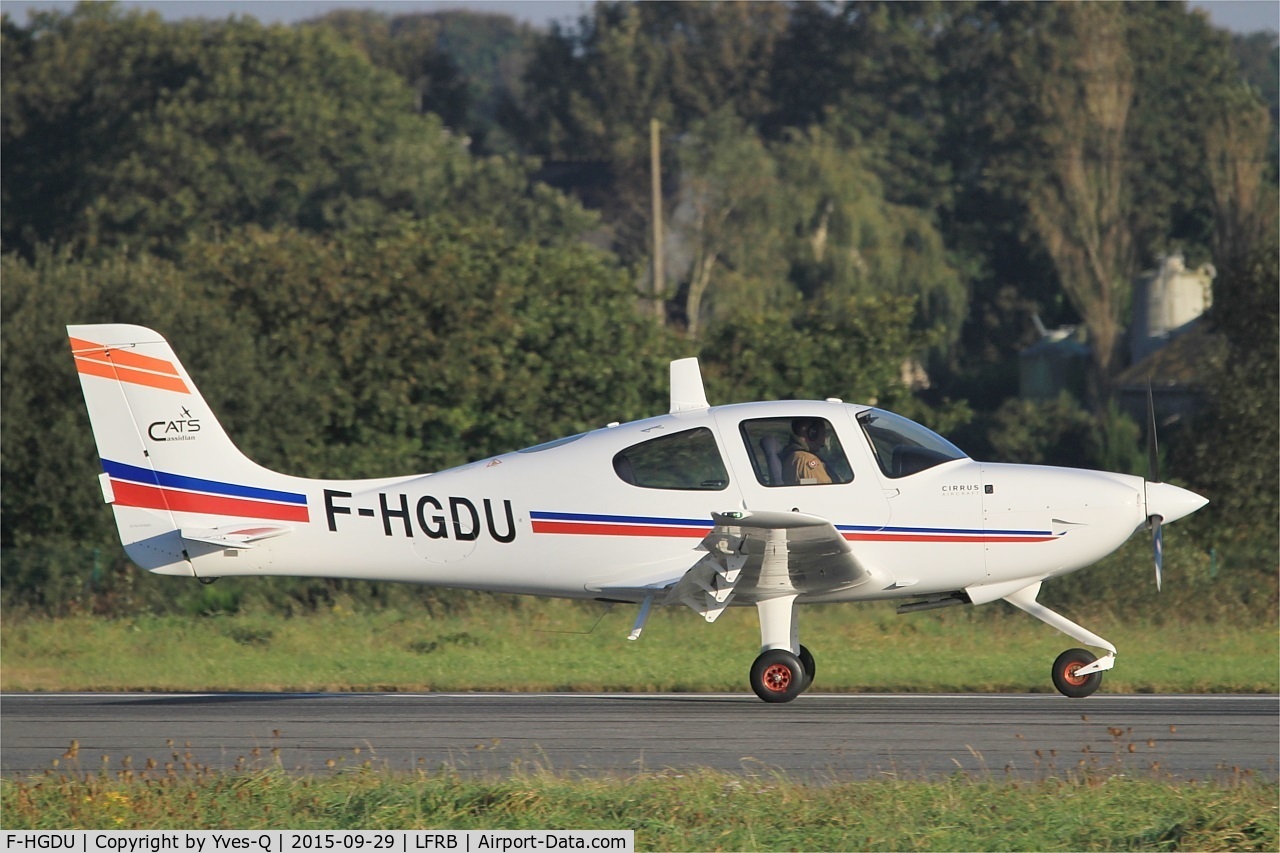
xmin=69 ymin=337 xmax=182 ymax=375
xmin=70 ymin=337 xmax=189 ymax=394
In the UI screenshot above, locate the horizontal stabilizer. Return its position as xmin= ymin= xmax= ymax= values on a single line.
xmin=180 ymin=524 xmax=293 ymax=550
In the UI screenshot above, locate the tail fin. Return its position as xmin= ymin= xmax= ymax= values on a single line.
xmin=68 ymin=325 xmax=309 ymax=575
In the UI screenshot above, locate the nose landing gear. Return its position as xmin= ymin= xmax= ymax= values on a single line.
xmin=1003 ymin=582 xmax=1116 ymax=698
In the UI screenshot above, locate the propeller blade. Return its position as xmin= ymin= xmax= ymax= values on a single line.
xmin=1151 ymin=515 xmax=1164 ymax=592
xmin=1146 ymin=382 xmax=1161 ymax=484
xmin=1147 ymin=383 xmax=1166 ymax=592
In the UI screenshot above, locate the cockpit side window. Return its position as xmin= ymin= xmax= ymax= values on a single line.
xmin=857 ymin=409 xmax=967 ymax=478
xmin=613 ymin=427 xmax=729 ymax=490
xmin=738 ymin=417 xmax=853 ymax=487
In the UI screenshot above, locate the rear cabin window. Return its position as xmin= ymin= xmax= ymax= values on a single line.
xmin=738 ymin=417 xmax=854 ymax=487
xmin=613 ymin=427 xmax=729 ymax=490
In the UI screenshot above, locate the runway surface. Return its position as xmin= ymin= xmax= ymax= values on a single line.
xmin=3 ymin=693 xmax=1275 ymax=781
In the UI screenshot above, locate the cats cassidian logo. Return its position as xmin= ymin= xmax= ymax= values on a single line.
xmin=148 ymin=406 xmax=201 ymax=442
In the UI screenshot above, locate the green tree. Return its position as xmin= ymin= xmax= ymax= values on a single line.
xmin=768 ymin=0 xmax=953 ymax=211
xmin=1123 ymin=3 xmax=1245 ymax=263
xmin=1174 ymin=239 xmax=1279 ymax=545
xmin=698 ymin=293 xmax=969 ymax=435
xmin=302 ymin=9 xmax=470 ymax=128
xmin=1230 ymin=31 xmax=1279 ymax=120
xmin=671 ymin=108 xmax=787 ymax=338
xmin=170 ymin=220 xmax=673 ymax=479
xmin=775 ymin=123 xmax=966 ymax=353
xmin=0 ymin=249 xmax=224 ymax=550
xmin=518 ymin=2 xmax=790 ymax=264
xmin=1203 ymin=85 xmax=1277 ymax=275
xmin=3 ymin=5 xmax=582 ymax=256
xmin=1 ymin=217 xmax=674 ymax=547
xmin=311 ymin=8 xmax=540 ymax=153
xmin=907 ymin=3 xmax=1252 ymax=409
xmin=967 ymin=393 xmax=1142 ymax=474
xmin=1022 ymin=2 xmax=1135 ymax=404
xmin=431 ymin=10 xmax=542 ymax=153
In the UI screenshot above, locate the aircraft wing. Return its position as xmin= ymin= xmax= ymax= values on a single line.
xmin=593 ymin=510 xmax=877 ymax=624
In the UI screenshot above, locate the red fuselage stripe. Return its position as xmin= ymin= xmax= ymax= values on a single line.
xmin=531 ymin=520 xmax=708 ymax=538
xmin=112 ymin=480 xmax=310 ymax=522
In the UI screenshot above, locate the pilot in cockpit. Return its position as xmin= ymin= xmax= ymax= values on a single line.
xmin=781 ymin=418 xmax=833 ymax=485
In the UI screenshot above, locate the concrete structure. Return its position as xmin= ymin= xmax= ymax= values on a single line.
xmin=1020 ymin=252 xmax=1217 ymax=408
xmin=1129 ymin=252 xmax=1215 ymax=364
xmin=1019 ymin=317 xmax=1089 ymax=401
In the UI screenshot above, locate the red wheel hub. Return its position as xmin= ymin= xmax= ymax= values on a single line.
xmin=761 ymin=663 xmax=793 ymax=692
xmin=1063 ymin=662 xmax=1088 ymax=686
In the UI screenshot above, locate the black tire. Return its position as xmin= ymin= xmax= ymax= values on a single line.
xmin=1052 ymin=648 xmax=1103 ymax=698
xmin=750 ymin=649 xmax=806 ymax=703
xmin=797 ymin=644 xmax=816 ymax=689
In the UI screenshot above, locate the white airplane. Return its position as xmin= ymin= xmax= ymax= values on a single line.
xmin=69 ymin=324 xmax=1208 ymax=703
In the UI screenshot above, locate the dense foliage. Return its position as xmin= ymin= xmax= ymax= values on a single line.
xmin=1 ymin=1 xmax=1274 ymax=618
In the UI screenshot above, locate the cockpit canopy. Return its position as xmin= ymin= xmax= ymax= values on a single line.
xmin=857 ymin=408 xmax=967 ymax=478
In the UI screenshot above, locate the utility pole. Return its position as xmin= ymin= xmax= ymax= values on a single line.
xmin=650 ymin=118 xmax=664 ymax=323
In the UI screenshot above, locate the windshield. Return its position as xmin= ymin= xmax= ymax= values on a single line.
xmin=857 ymin=409 xmax=967 ymax=478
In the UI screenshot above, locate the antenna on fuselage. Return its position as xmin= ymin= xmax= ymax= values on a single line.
xmin=669 ymin=357 xmax=709 ymax=413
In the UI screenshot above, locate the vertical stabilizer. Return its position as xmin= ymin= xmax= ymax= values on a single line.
xmin=68 ymin=325 xmax=308 ymax=575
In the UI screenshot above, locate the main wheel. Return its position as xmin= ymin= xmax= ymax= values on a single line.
xmin=1052 ymin=648 xmax=1103 ymax=698
xmin=750 ymin=649 xmax=806 ymax=703
xmin=797 ymin=644 xmax=816 ymax=689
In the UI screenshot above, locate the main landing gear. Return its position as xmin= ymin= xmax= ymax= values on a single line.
xmin=1004 ymin=582 xmax=1115 ymax=698
xmin=749 ymin=594 xmax=816 ymax=703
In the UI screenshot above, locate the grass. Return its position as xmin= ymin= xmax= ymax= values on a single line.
xmin=2 ymin=598 xmax=1276 ymax=694
xmin=1 ymin=765 xmax=1276 ymax=849
xmin=3 ymin=599 xmax=1275 ymax=848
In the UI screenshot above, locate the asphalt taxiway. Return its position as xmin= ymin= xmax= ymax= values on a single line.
xmin=2 ymin=692 xmax=1275 ymax=780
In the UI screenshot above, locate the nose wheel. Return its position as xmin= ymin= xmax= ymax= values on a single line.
xmin=1052 ymin=648 xmax=1103 ymax=698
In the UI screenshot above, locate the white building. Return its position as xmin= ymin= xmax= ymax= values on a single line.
xmin=1129 ymin=252 xmax=1215 ymax=364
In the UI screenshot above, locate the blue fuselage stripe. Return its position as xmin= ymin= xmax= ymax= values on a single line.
xmin=101 ymin=459 xmax=307 ymax=505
